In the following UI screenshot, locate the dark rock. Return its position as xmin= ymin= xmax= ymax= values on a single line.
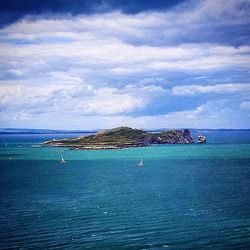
xmin=197 ymin=135 xmax=206 ymax=144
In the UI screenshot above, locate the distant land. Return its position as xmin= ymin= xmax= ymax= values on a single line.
xmin=44 ymin=127 xmax=196 ymax=150
xmin=1 ymin=128 xmax=250 ymax=135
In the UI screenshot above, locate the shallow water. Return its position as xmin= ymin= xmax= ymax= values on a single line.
xmin=0 ymin=131 xmax=250 ymax=249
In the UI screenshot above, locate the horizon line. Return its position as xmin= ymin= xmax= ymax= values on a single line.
xmin=1 ymin=127 xmax=250 ymax=132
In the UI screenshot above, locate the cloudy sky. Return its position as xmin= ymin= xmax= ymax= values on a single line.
xmin=0 ymin=0 xmax=250 ymax=129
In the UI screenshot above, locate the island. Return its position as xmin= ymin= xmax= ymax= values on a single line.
xmin=44 ymin=127 xmax=195 ymax=150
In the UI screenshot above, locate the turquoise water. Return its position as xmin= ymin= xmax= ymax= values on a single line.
xmin=0 ymin=131 xmax=250 ymax=249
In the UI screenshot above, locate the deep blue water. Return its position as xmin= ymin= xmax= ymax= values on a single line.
xmin=0 ymin=130 xmax=250 ymax=249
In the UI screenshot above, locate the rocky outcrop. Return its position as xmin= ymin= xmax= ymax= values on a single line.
xmin=44 ymin=127 xmax=195 ymax=150
xmin=147 ymin=129 xmax=194 ymax=144
xmin=197 ymin=135 xmax=206 ymax=144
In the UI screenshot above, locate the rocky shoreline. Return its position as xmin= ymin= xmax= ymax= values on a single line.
xmin=43 ymin=127 xmax=202 ymax=150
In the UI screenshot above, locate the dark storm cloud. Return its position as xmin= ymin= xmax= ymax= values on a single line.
xmin=0 ymin=0 xmax=185 ymax=27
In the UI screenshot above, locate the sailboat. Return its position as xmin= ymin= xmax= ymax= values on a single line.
xmin=138 ymin=157 xmax=144 ymax=167
xmin=60 ymin=155 xmax=66 ymax=164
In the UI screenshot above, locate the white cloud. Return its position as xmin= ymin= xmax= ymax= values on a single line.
xmin=1 ymin=39 xmax=249 ymax=82
xmin=1 ymin=3 xmax=250 ymax=82
xmin=240 ymin=101 xmax=250 ymax=110
xmin=1 ymin=99 xmax=248 ymax=129
xmin=0 ymin=81 xmax=164 ymax=116
xmin=0 ymin=0 xmax=250 ymax=129
xmin=171 ymin=83 xmax=250 ymax=95
xmin=2 ymin=0 xmax=249 ymax=43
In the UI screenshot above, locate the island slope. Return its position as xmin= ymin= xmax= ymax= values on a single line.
xmin=44 ymin=127 xmax=194 ymax=150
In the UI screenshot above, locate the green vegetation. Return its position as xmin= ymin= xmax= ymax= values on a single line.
xmin=44 ymin=127 xmax=194 ymax=150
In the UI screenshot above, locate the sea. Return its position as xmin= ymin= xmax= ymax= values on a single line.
xmin=0 ymin=129 xmax=250 ymax=249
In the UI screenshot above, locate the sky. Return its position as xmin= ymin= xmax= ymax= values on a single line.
xmin=0 ymin=0 xmax=250 ymax=129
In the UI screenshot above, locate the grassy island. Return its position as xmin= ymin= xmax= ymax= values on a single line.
xmin=44 ymin=127 xmax=194 ymax=150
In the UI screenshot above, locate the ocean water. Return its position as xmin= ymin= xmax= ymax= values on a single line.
xmin=0 ymin=130 xmax=250 ymax=249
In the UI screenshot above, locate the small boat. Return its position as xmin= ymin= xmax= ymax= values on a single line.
xmin=60 ymin=155 xmax=66 ymax=164
xmin=138 ymin=157 xmax=144 ymax=167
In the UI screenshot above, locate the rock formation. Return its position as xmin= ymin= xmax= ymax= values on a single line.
xmin=197 ymin=135 xmax=207 ymax=144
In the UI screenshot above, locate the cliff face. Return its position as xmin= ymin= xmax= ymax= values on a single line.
xmin=151 ymin=129 xmax=194 ymax=144
xmin=44 ymin=127 xmax=194 ymax=150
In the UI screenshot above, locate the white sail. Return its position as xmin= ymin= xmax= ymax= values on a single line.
xmin=60 ymin=155 xmax=66 ymax=163
xmin=138 ymin=157 xmax=144 ymax=167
